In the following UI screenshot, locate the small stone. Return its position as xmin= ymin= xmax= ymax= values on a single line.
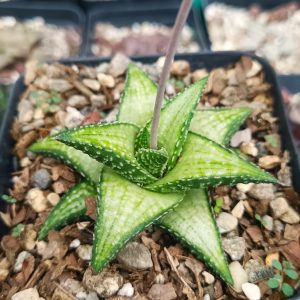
xmin=147 ymin=283 xmax=177 ymax=300
xmin=192 ymin=69 xmax=208 ymax=82
xmin=118 ymin=282 xmax=134 ymax=297
xmin=202 ymin=271 xmax=215 ymax=284
xmin=284 ymin=224 xmax=300 ymax=240
xmin=0 ymin=258 xmax=10 ymax=282
xmin=0 ymin=268 xmax=9 ymax=282
xmin=242 ymin=282 xmax=261 ymax=300
xmin=270 ymin=197 xmax=300 ymax=224
xmin=86 ymin=292 xmax=99 ymax=300
xmin=231 ymin=201 xmax=245 ymax=219
xmin=22 ymin=224 xmax=37 ymax=251
xmin=246 ymin=60 xmax=262 ymax=78
xmin=32 ymin=169 xmax=52 ymax=190
xmin=90 ymin=95 xmax=106 ymax=108
xmin=274 ymin=220 xmax=284 ymax=234
xmin=20 ymin=157 xmax=31 ymax=168
xmin=76 ymin=245 xmax=92 ymax=261
xmin=155 ymin=273 xmax=165 ymax=284
xmin=47 ymin=78 xmax=72 ymax=92
xmin=83 ymin=78 xmax=101 ymax=91
xmin=84 ymin=268 xmax=123 ymax=297
xmin=33 ymin=108 xmax=44 ymax=120
xmin=12 ymin=288 xmax=41 ymax=300
xmin=222 ymin=236 xmax=246 ymax=260
xmin=262 ymin=215 xmax=273 ymax=231
xmin=76 ymin=291 xmax=88 ymax=300
xmin=240 ymin=142 xmax=258 ymax=157
xmin=265 ymin=252 xmax=279 ymax=267
xmin=203 ymin=294 xmax=211 ymax=300
xmin=229 ymin=261 xmax=248 ymax=292
xmin=61 ymin=278 xmax=85 ymax=296
xmin=248 ymin=184 xmax=275 ymax=202
xmin=237 ymin=183 xmax=254 ymax=193
xmin=65 ymin=107 xmax=84 ymax=129
xmin=47 ymin=192 xmax=60 ymax=206
xmin=26 ymin=188 xmax=47 ymax=213
xmin=280 ymin=208 xmax=300 ymax=224
xmin=258 ymin=155 xmax=281 ymax=169
xmin=70 ymin=238 xmax=81 ymax=249
xmin=14 ymin=251 xmax=32 ymax=272
xmin=245 ymin=259 xmax=274 ymax=283
xmin=171 ymin=60 xmax=190 ymax=76
xmin=117 ymin=242 xmax=153 ymax=270
xmin=216 ymin=212 xmax=238 ymax=233
xmin=109 ymin=53 xmax=130 ymax=77
xmin=97 ymin=73 xmax=115 ymax=88
xmin=230 ymin=129 xmax=251 ymax=147
xmin=18 ymin=100 xmax=33 ymax=123
xmin=68 ymin=95 xmax=89 ymax=108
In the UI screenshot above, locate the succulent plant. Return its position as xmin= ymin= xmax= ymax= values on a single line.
xmin=29 ymin=64 xmax=277 ymax=284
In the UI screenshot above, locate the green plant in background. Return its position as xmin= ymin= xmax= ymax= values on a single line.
xmin=0 ymin=85 xmax=8 ymax=118
xmin=29 ymin=65 xmax=278 ymax=284
xmin=268 ymin=259 xmax=299 ymax=297
xmin=255 ymin=213 xmax=268 ymax=227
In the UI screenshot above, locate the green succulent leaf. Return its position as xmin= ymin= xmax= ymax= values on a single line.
xmin=268 ymin=277 xmax=280 ymax=289
xmin=92 ymin=168 xmax=184 ymax=272
xmin=135 ymin=77 xmax=208 ymax=171
xmin=136 ymin=147 xmax=168 ymax=178
xmin=282 ymin=283 xmax=294 ymax=297
xmin=190 ymin=107 xmax=252 ymax=145
xmin=117 ymin=64 xmax=162 ymax=127
xmin=11 ymin=224 xmax=25 ymax=237
xmin=55 ymin=123 xmax=156 ymax=185
xmin=272 ymin=260 xmax=282 ymax=271
xmin=146 ymin=132 xmax=277 ymax=192
xmin=159 ymin=189 xmax=233 ymax=285
xmin=38 ymin=181 xmax=96 ymax=240
xmin=285 ymin=269 xmax=298 ymax=280
xmin=29 ymin=137 xmax=103 ymax=185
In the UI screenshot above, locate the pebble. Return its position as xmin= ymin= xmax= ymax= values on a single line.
xmin=236 ymin=183 xmax=254 ymax=193
xmin=170 ymin=60 xmax=190 ymax=76
xmin=203 ymin=294 xmax=211 ymax=300
xmin=84 ymin=268 xmax=123 ymax=298
xmin=247 ymin=183 xmax=275 ymax=201
xmin=32 ymin=169 xmax=52 ymax=190
xmin=97 ymin=73 xmax=115 ymax=88
xmin=245 ymin=259 xmax=274 ymax=283
xmin=46 ymin=192 xmax=60 ymax=206
xmin=229 ymin=261 xmax=248 ymax=292
xmin=222 ymin=236 xmax=246 ymax=261
xmin=68 ymin=95 xmax=89 ymax=108
xmin=265 ymin=252 xmax=279 ymax=267
xmin=202 ymin=271 xmax=215 ymax=284
xmin=117 ymin=282 xmax=135 ymax=297
xmin=83 ymin=78 xmax=101 ymax=91
xmin=18 ymin=99 xmax=34 ymax=123
xmin=65 ymin=107 xmax=85 ymax=128
xmin=86 ymin=292 xmax=99 ymax=300
xmin=26 ymin=188 xmax=47 ymax=213
xmin=230 ymin=128 xmax=251 ymax=147
xmin=117 ymin=242 xmax=153 ymax=270
xmin=76 ymin=245 xmax=92 ymax=261
xmin=90 ymin=95 xmax=106 ymax=108
xmin=12 ymin=288 xmax=41 ymax=300
xmin=70 ymin=238 xmax=81 ymax=249
xmin=147 ymin=283 xmax=177 ymax=300
xmin=33 ymin=108 xmax=44 ymax=120
xmin=61 ymin=278 xmax=85 ymax=296
xmin=47 ymin=78 xmax=72 ymax=92
xmin=155 ymin=273 xmax=165 ymax=284
xmin=0 ymin=258 xmax=10 ymax=282
xmin=258 ymin=155 xmax=281 ymax=169
xmin=240 ymin=142 xmax=258 ymax=157
xmin=242 ymin=282 xmax=261 ymax=300
xmin=270 ymin=197 xmax=300 ymax=224
xmin=109 ymin=53 xmax=130 ymax=77
xmin=23 ymin=224 xmax=37 ymax=251
xmin=262 ymin=215 xmax=273 ymax=231
xmin=274 ymin=220 xmax=285 ymax=234
xmin=231 ymin=201 xmax=245 ymax=219
xmin=20 ymin=157 xmax=31 ymax=168
xmin=216 ymin=212 xmax=238 ymax=233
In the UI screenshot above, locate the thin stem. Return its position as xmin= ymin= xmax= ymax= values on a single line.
xmin=150 ymin=0 xmax=192 ymax=149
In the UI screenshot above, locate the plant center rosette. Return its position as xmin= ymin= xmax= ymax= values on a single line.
xmin=27 ymin=63 xmax=278 ymax=286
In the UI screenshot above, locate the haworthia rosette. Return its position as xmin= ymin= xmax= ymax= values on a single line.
xmin=92 ymin=168 xmax=184 ymax=272
xmin=159 ymin=189 xmax=233 ymax=284
xmin=146 ymin=132 xmax=277 ymax=192
xmin=38 ymin=181 xmax=96 ymax=240
xmin=135 ymin=77 xmax=208 ymax=171
xmin=55 ymin=123 xmax=156 ymax=185
xmin=29 ymin=137 xmax=103 ymax=184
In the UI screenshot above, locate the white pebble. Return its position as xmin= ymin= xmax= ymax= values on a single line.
xmin=202 ymin=271 xmax=215 ymax=284
xmin=242 ymin=282 xmax=261 ymax=300
xmin=14 ymin=251 xmax=31 ymax=272
xmin=76 ymin=245 xmax=92 ymax=261
xmin=118 ymin=282 xmax=134 ymax=297
xmin=70 ymin=239 xmax=81 ymax=249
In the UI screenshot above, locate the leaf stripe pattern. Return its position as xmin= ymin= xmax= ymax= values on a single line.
xmin=29 ymin=137 xmax=103 ymax=184
xmin=92 ymin=168 xmax=184 ymax=272
xmin=55 ymin=123 xmax=156 ymax=185
xmin=146 ymin=132 xmax=277 ymax=192
xmin=190 ymin=107 xmax=252 ymax=145
xmin=38 ymin=181 xmax=96 ymax=240
xmin=159 ymin=189 xmax=233 ymax=284
xmin=117 ymin=64 xmax=162 ymax=127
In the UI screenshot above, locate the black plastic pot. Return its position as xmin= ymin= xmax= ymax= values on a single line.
xmin=0 ymin=0 xmax=86 ymax=56
xmin=201 ymin=0 xmax=300 ymax=50
xmin=1 ymin=52 xmax=300 ymax=235
xmin=277 ymin=75 xmax=300 ymax=172
xmin=85 ymin=1 xmax=207 ymax=57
